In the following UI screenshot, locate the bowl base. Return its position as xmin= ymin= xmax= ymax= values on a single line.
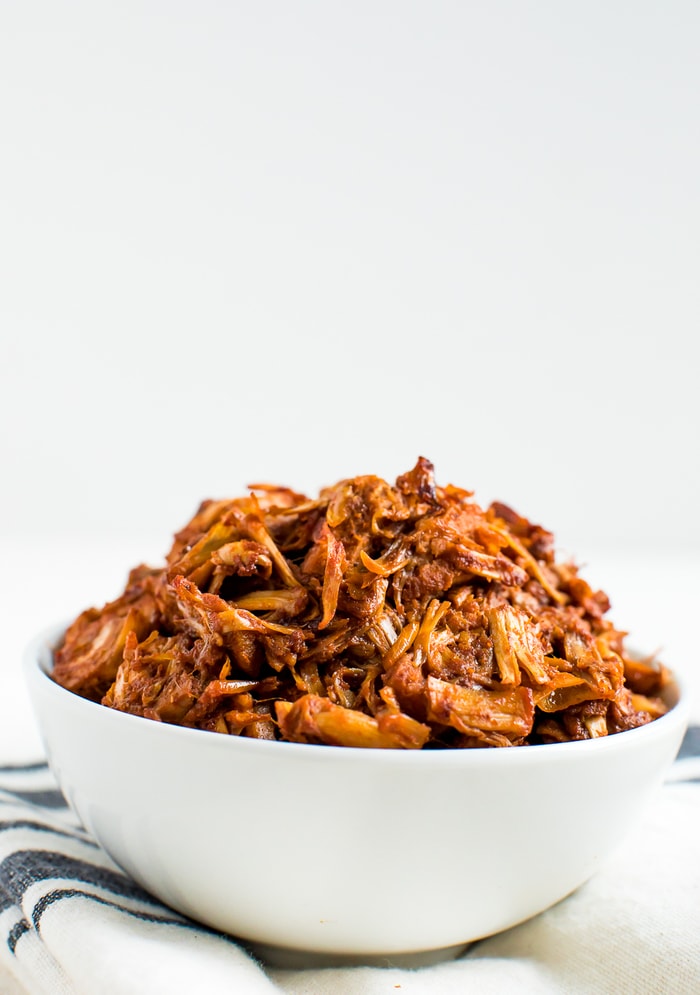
xmin=249 ymin=940 xmax=470 ymax=970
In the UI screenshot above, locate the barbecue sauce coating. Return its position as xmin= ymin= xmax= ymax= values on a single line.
xmin=53 ymin=459 xmax=669 ymax=747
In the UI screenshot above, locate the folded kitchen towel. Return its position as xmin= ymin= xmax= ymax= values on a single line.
xmin=1 ymin=736 xmax=699 ymax=995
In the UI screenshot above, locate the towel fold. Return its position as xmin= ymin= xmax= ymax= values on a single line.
xmin=2 ymin=733 xmax=699 ymax=995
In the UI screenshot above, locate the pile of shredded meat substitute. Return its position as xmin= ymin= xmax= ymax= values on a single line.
xmin=53 ymin=459 xmax=670 ymax=748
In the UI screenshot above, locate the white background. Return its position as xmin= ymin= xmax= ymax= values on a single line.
xmin=0 ymin=14 xmax=698 ymax=995
xmin=1 ymin=2 xmax=699 ymax=743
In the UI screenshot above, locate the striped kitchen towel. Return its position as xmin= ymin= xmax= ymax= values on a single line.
xmin=2 ymin=732 xmax=699 ymax=995
xmin=0 ymin=763 xmax=277 ymax=995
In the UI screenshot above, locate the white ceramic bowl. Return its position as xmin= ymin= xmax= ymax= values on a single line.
xmin=25 ymin=623 xmax=688 ymax=964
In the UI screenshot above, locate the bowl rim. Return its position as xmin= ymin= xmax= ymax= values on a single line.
xmin=25 ymin=621 xmax=690 ymax=768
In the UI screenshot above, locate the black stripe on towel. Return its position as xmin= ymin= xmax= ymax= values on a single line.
xmin=7 ymin=919 xmax=30 ymax=954
xmin=0 ymin=850 xmax=158 ymax=912
xmin=8 ymin=891 xmax=203 ymax=954
xmin=2 ymin=790 xmax=68 ymax=810
xmin=677 ymin=726 xmax=700 ymax=761
xmin=0 ymin=763 xmax=49 ymax=774
xmin=32 ymin=888 xmax=191 ymax=932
